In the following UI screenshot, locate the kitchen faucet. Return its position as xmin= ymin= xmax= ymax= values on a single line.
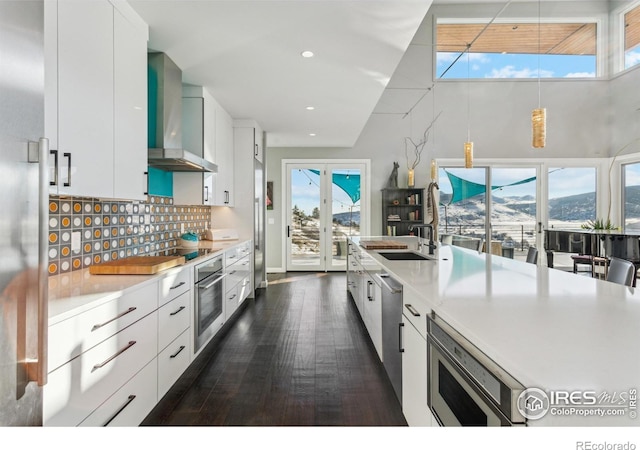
xmin=409 ymin=224 xmax=436 ymax=255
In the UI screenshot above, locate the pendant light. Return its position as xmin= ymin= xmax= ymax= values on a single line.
xmin=464 ymin=45 xmax=473 ymax=168
xmin=532 ymin=0 xmax=546 ymax=148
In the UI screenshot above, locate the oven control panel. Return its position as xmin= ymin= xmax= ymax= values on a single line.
xmin=430 ymin=320 xmax=502 ymax=404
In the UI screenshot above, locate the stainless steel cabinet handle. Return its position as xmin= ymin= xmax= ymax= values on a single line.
xmin=229 ymin=270 xmax=236 ymax=275
xmin=404 ymin=304 xmax=420 ymax=317
xmin=143 ymin=171 xmax=149 ymax=195
xmin=399 ymin=323 xmax=405 ymax=353
xmin=63 ymin=152 xmax=71 ymax=187
xmin=103 ymin=395 xmax=136 ymax=426
xmin=169 ymin=306 xmax=186 ymax=316
xmin=170 ymin=345 xmax=186 ymax=359
xmin=229 ymin=294 xmax=237 ymax=300
xmin=205 ymin=185 xmax=209 ymax=202
xmin=224 ymin=190 xmax=229 ymax=204
xmin=92 ymin=341 xmax=136 ymax=371
xmin=50 ymin=149 xmax=58 ymax=186
xmin=169 ymin=281 xmax=185 ymax=290
xmin=255 ymin=143 xmax=258 ymax=157
xmin=91 ymin=307 xmax=137 ymax=331
xmin=367 ymin=280 xmax=373 ymax=301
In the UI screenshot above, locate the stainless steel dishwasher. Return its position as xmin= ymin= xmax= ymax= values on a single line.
xmin=376 ymin=272 xmax=403 ymax=404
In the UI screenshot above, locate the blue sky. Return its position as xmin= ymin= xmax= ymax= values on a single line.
xmin=290 ymin=169 xmax=360 ymax=216
xmin=437 ymin=52 xmax=597 ymax=79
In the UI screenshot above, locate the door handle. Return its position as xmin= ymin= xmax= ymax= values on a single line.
xmin=399 ymin=322 xmax=405 ymax=353
xmin=205 ymin=185 xmax=209 ymax=202
xmin=287 ymin=226 xmax=291 ymax=238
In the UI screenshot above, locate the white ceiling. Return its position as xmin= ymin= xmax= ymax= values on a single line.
xmin=129 ymin=0 xmax=434 ymax=148
xmin=129 ymin=0 xmax=608 ymax=149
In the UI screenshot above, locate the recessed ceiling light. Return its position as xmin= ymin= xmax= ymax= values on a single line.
xmin=306 ymin=106 xmax=315 ymax=110
xmin=301 ymin=50 xmax=314 ymax=58
xmin=309 ymin=133 xmax=316 ymax=137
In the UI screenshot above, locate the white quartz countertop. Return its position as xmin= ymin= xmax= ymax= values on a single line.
xmin=350 ymin=236 xmax=640 ymax=426
xmin=47 ymin=239 xmax=248 ymax=325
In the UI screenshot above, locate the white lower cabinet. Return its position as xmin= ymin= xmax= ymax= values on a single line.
xmin=158 ymin=329 xmax=191 ymax=399
xmin=363 ymin=275 xmax=383 ymax=360
xmin=44 ymin=311 xmax=158 ymax=426
xmin=78 ymin=359 xmax=158 ymax=427
xmin=402 ymin=317 xmax=433 ymax=426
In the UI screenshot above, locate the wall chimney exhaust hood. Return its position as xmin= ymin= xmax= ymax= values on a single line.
xmin=147 ymin=52 xmax=217 ymax=173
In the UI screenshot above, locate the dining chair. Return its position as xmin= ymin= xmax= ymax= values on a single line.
xmin=526 ymin=247 xmax=538 ymax=264
xmin=606 ymin=257 xmax=636 ymax=287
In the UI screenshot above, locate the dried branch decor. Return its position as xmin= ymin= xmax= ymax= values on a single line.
xmin=405 ymin=112 xmax=441 ymax=170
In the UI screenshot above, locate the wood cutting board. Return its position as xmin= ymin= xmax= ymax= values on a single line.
xmin=360 ymin=240 xmax=408 ymax=250
xmin=89 ymin=255 xmax=186 ymax=275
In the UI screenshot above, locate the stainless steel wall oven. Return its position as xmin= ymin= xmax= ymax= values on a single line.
xmin=194 ymin=255 xmax=225 ymax=352
xmin=427 ymin=313 xmax=526 ymax=426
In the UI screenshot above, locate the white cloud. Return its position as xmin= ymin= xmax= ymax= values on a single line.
xmin=565 ymin=72 xmax=595 ymax=78
xmin=485 ymin=65 xmax=554 ymax=79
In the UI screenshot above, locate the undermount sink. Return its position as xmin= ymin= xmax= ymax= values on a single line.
xmin=377 ymin=251 xmax=433 ymax=261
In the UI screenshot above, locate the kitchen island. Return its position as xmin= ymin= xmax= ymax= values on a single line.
xmin=348 ymin=235 xmax=640 ymax=427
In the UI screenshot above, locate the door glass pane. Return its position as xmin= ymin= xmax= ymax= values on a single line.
xmin=330 ymin=168 xmax=361 ymax=268
xmin=290 ymin=168 xmax=321 ymax=267
xmin=438 ymin=167 xmax=486 ymax=251
xmin=624 ymin=162 xmax=640 ymax=230
xmin=490 ymin=168 xmax=537 ymax=261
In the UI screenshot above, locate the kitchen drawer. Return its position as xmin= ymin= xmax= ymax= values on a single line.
xmin=236 ymin=241 xmax=251 ymax=258
xmin=225 ymin=241 xmax=251 ymax=266
xmin=225 ymin=255 xmax=250 ymax=290
xmin=44 ymin=311 xmax=158 ymax=426
xmin=224 ymin=283 xmax=239 ymax=321
xmin=238 ymin=276 xmax=251 ymax=303
xmin=158 ymin=329 xmax=191 ymax=399
xmin=159 ymin=265 xmax=191 ymax=307
xmin=158 ymin=290 xmax=191 ymax=352
xmin=48 ymin=281 xmax=158 ymax=372
xmin=402 ymin=289 xmax=428 ymax=340
xmin=78 ymin=359 xmax=158 ymax=427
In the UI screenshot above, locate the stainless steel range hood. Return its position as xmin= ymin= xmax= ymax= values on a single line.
xmin=147 ymin=52 xmax=217 ymax=173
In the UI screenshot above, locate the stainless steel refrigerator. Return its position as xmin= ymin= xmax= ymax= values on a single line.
xmin=0 ymin=0 xmax=49 ymax=426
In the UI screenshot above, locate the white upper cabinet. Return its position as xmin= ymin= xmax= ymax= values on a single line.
xmin=45 ymin=0 xmax=148 ymax=200
xmin=113 ymin=6 xmax=148 ymax=200
xmin=214 ymin=100 xmax=234 ymax=207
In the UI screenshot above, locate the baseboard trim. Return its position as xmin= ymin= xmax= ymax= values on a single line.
xmin=267 ymin=267 xmax=286 ymax=273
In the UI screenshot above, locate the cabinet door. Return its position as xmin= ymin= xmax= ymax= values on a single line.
xmin=214 ymin=104 xmax=234 ymax=206
xmin=113 ymin=8 xmax=148 ymax=200
xmin=254 ymin=124 xmax=264 ymax=163
xmin=402 ymin=318 xmax=432 ymax=426
xmin=57 ymin=0 xmax=114 ymax=198
xmin=364 ymin=276 xmax=383 ymax=360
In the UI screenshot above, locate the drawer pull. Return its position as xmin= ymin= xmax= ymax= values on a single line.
xmin=170 ymin=345 xmax=186 ymax=359
xmin=103 ymin=395 xmax=136 ymax=427
xmin=228 ymin=294 xmax=237 ymax=300
xmin=170 ymin=281 xmax=186 ymax=290
xmin=169 ymin=306 xmax=186 ymax=316
xmin=404 ymin=304 xmax=420 ymax=317
xmin=229 ymin=270 xmax=236 ymax=275
xmin=92 ymin=341 xmax=136 ymax=371
xmin=91 ymin=307 xmax=137 ymax=331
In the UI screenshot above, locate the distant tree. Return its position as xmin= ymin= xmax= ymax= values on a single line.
xmin=312 ymin=207 xmax=320 ymax=219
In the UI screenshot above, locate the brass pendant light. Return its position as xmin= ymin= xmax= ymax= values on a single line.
xmin=532 ymin=0 xmax=546 ymax=148
xmin=464 ymin=45 xmax=473 ymax=168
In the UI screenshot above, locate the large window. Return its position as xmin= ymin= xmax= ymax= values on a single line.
xmin=437 ymin=20 xmax=597 ymax=79
xmin=625 ymin=3 xmax=640 ymax=70
xmin=624 ymin=162 xmax=640 ymax=230
xmin=548 ymin=167 xmax=596 ymax=228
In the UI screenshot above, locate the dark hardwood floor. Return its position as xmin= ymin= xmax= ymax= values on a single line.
xmin=142 ymin=272 xmax=407 ymax=426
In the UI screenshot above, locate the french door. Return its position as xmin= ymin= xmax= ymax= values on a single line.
xmin=284 ymin=160 xmax=368 ymax=271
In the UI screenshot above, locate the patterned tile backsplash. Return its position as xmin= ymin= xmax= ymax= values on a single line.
xmin=48 ymin=195 xmax=211 ymax=275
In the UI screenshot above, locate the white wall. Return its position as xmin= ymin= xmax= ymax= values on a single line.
xmin=264 ymin=1 xmax=640 ymax=271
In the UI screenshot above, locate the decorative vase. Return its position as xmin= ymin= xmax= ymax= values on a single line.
xmin=407 ymin=168 xmax=415 ymax=188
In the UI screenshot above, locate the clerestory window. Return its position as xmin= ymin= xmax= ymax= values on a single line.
xmin=624 ymin=3 xmax=640 ymax=70
xmin=436 ymin=20 xmax=597 ymax=79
